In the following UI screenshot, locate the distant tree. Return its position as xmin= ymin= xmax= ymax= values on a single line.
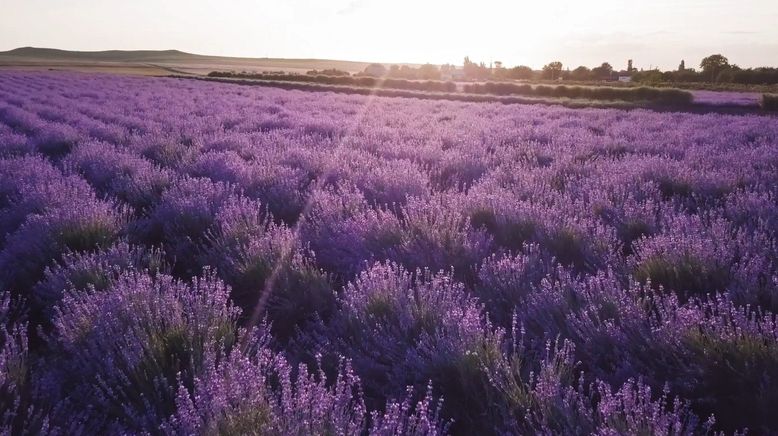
xmin=591 ymin=62 xmax=614 ymax=80
xmin=307 ymin=68 xmax=350 ymax=77
xmin=362 ymin=63 xmax=387 ymax=77
xmin=674 ymin=68 xmax=699 ymax=82
xmin=463 ymin=56 xmax=490 ymax=80
xmin=507 ymin=65 xmax=534 ymax=80
xmin=492 ymin=62 xmax=511 ymax=79
xmin=700 ymin=54 xmax=729 ymax=81
xmin=463 ymin=56 xmax=476 ymax=77
xmin=715 ymin=64 xmax=741 ymax=83
xmin=629 ymin=58 xmax=778 ymax=86
xmin=400 ymin=65 xmax=417 ymax=79
xmin=570 ymin=66 xmax=591 ymax=80
xmin=730 ymin=66 xmax=778 ymax=85
xmin=440 ymin=64 xmax=455 ymax=75
xmin=418 ymin=63 xmax=441 ymax=80
xmin=632 ymin=69 xmax=664 ymax=84
xmin=541 ymin=61 xmax=563 ymax=80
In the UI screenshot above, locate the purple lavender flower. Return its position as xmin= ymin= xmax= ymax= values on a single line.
xmin=49 ymin=270 xmax=240 ymax=433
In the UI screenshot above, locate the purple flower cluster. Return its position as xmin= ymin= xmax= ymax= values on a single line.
xmin=1 ymin=70 xmax=777 ymax=434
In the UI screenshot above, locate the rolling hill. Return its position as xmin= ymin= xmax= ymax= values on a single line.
xmin=0 ymin=47 xmax=397 ymax=76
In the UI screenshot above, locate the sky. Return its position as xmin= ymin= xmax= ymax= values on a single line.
xmin=2 ymin=0 xmax=777 ymax=70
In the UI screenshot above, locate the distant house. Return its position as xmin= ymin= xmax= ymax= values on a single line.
xmin=363 ymin=63 xmax=387 ymax=77
xmin=618 ymin=75 xmax=632 ymax=83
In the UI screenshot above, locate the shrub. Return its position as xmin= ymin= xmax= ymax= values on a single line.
xmin=461 ymin=82 xmax=693 ymax=104
xmin=0 ymin=201 xmax=126 ymax=295
xmin=485 ymin=333 xmax=712 ymax=434
xmin=589 ymin=192 xmax=661 ymax=254
xmin=0 ymin=129 xmax=32 ymax=156
xmin=31 ymin=122 xmax=82 ymax=158
xmin=393 ymin=196 xmax=493 ymax=283
xmin=242 ymin=162 xmax=311 ymax=223
xmin=632 ymin=254 xmax=729 ymax=297
xmin=429 ymin=151 xmax=488 ymax=190
xmin=143 ymin=177 xmax=235 ymax=273
xmin=139 ymin=136 xmax=199 ymax=169
xmin=34 ymin=243 xmax=167 ymax=312
xmin=185 ymin=150 xmax=247 ymax=184
xmin=0 ymin=295 xmax=55 ymax=434
xmin=324 ymin=262 xmax=499 ymax=432
xmin=629 ymin=216 xmax=739 ymax=299
xmin=165 ymin=338 xmax=449 ymax=435
xmin=762 ymin=93 xmax=778 ymax=111
xmin=203 ymin=196 xmax=333 ymax=339
xmin=369 ymin=383 xmax=451 ymax=435
xmin=108 ymin=164 xmax=173 ymax=211
xmin=48 ymin=271 xmax=240 ymax=433
xmin=165 ymin=343 xmax=367 ymax=435
xmin=674 ymin=298 xmax=778 ymax=433
xmin=476 ymin=245 xmax=557 ymax=327
xmin=64 ymin=141 xmax=172 ymax=210
xmin=539 ymin=215 xmax=620 ymax=274
xmin=0 ymin=156 xmax=93 ymax=245
xmin=0 ymin=292 xmax=31 ymax=433
xmin=351 ymin=158 xmax=429 ymax=206
xmin=465 ymin=192 xmax=544 ymax=252
xmin=0 ymin=105 xmax=44 ymax=134
xmin=300 ymin=184 xmax=403 ymax=280
xmin=206 ymin=71 xmax=457 ymax=94
xmin=566 ymin=286 xmax=778 ymax=433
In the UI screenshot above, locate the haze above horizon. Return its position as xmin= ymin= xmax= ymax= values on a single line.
xmin=2 ymin=0 xmax=777 ymax=71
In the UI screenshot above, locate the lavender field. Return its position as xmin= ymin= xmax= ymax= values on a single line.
xmin=1 ymin=71 xmax=777 ymax=434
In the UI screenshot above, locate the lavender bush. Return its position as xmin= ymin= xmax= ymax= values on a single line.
xmin=0 ymin=70 xmax=777 ymax=434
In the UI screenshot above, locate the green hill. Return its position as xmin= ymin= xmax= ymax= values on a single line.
xmin=0 ymin=47 xmax=419 ymax=76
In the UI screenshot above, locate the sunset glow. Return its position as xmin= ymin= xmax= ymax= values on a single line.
xmin=2 ymin=0 xmax=777 ymax=69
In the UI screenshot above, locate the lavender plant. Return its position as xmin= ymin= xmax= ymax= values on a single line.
xmin=47 ymin=271 xmax=240 ymax=433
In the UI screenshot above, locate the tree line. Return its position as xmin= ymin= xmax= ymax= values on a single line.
xmin=633 ymin=54 xmax=778 ymax=85
xmin=371 ymin=55 xmax=778 ymax=86
xmin=241 ymin=55 xmax=778 ymax=88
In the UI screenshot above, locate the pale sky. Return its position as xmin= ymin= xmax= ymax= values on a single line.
xmin=2 ymin=0 xmax=777 ymax=70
